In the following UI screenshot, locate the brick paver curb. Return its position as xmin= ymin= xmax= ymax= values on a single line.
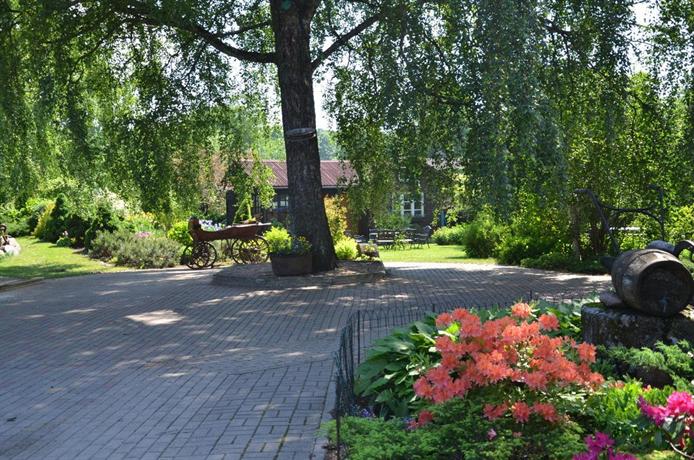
xmin=0 ymin=277 xmax=42 ymax=292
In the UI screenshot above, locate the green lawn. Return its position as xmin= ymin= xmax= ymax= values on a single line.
xmin=0 ymin=237 xmax=125 ymax=279
xmin=377 ymin=244 xmax=496 ymax=264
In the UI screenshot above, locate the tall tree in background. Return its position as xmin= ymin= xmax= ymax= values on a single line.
xmin=2 ymin=0 xmax=389 ymax=271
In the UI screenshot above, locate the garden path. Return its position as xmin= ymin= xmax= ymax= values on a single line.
xmin=0 ymin=263 xmax=609 ymax=459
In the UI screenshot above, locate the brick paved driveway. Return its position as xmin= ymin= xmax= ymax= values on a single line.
xmin=0 ymin=263 xmax=609 ymax=459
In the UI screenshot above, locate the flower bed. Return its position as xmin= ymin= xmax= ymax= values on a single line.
xmin=327 ymin=302 xmax=690 ymax=459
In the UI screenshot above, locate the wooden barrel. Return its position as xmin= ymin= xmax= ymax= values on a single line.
xmin=611 ymin=249 xmax=693 ymax=317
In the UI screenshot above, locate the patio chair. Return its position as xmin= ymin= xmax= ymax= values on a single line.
xmin=411 ymin=225 xmax=432 ymax=248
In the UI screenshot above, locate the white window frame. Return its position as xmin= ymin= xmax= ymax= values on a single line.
xmin=400 ymin=192 xmax=424 ymax=217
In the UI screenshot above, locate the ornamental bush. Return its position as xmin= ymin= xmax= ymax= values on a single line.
xmin=90 ymin=229 xmax=179 ymax=268
xmin=640 ymin=390 xmax=694 ymax=456
xmin=496 ymin=196 xmax=566 ymax=265
xmin=167 ymin=220 xmax=193 ymax=247
xmin=460 ymin=207 xmax=504 ymax=258
xmin=431 ymin=225 xmax=466 ymax=245
xmin=413 ymin=304 xmax=604 ymax=425
xmin=324 ymin=195 xmax=349 ymax=242
xmin=335 ymin=237 xmax=358 ymax=260
xmin=33 ymin=202 xmax=55 ymax=240
xmin=42 ymin=194 xmax=92 ymax=245
xmin=265 ymin=226 xmax=291 ymax=254
xmin=84 ymin=204 xmax=122 ymax=249
xmin=668 ymin=204 xmax=694 ymax=241
xmin=520 ymin=252 xmax=606 ymax=274
xmin=582 ymin=380 xmax=672 ymax=451
xmin=0 ymin=204 xmax=32 ymax=236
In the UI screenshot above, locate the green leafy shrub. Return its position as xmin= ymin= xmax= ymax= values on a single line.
xmin=55 ymin=235 xmax=73 ymax=247
xmin=84 ymin=204 xmax=122 ymax=249
xmin=42 ymin=194 xmax=92 ymax=245
xmin=354 ymin=315 xmax=439 ymax=417
xmin=167 ymin=220 xmax=193 ymax=247
xmin=374 ymin=212 xmax=411 ymax=231
xmin=325 ymin=195 xmax=349 ymax=242
xmin=496 ymin=196 xmax=566 ymax=265
xmin=123 ymin=212 xmax=161 ymax=233
xmin=24 ymin=198 xmax=53 ymax=232
xmin=118 ymin=236 xmax=180 ymax=269
xmin=460 ymin=207 xmax=504 ymax=258
xmin=580 ymin=380 xmax=672 ymax=450
xmin=335 ymin=237 xmax=358 ymax=260
xmin=668 ymin=204 xmax=694 ymax=241
xmin=326 ymin=397 xmax=585 ymax=460
xmin=33 ymin=202 xmax=55 ymax=240
xmin=0 ymin=204 xmax=32 ymax=236
xmin=89 ymin=230 xmax=122 ymax=260
xmin=520 ymin=252 xmax=606 ymax=274
xmin=90 ymin=230 xmax=179 ymax=268
xmin=431 ymin=225 xmax=466 ymax=245
xmin=265 ymin=226 xmax=292 ymax=254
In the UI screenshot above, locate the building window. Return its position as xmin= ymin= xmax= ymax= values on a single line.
xmin=273 ymin=192 xmax=289 ymax=210
xmin=400 ymin=193 xmax=424 ymax=217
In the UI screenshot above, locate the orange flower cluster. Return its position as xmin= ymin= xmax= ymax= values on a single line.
xmin=413 ymin=303 xmax=604 ymax=424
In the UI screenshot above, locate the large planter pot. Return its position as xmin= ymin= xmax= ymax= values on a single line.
xmin=270 ymin=253 xmax=313 ymax=276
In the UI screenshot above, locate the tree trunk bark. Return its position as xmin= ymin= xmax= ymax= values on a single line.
xmin=270 ymin=0 xmax=337 ymax=271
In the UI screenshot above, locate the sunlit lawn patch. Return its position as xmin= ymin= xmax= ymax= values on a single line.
xmin=0 ymin=237 xmax=125 ymax=279
xmin=378 ymin=244 xmax=496 ymax=264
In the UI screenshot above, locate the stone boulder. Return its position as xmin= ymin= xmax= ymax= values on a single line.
xmin=582 ymin=303 xmax=694 ymax=349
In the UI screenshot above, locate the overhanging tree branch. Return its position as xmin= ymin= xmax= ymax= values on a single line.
xmin=115 ymin=3 xmax=275 ymax=64
xmin=312 ymin=11 xmax=382 ymax=70
xmin=219 ymin=20 xmax=272 ymax=37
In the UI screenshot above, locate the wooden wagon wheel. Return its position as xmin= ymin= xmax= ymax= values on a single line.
xmin=221 ymin=239 xmax=235 ymax=260
xmin=185 ymin=242 xmax=217 ymax=269
xmin=231 ymin=237 xmax=269 ymax=264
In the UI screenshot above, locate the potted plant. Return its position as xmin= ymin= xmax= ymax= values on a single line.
xmin=269 ymin=233 xmax=313 ymax=276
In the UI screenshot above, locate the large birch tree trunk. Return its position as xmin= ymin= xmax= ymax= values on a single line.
xmin=271 ymin=0 xmax=337 ymax=271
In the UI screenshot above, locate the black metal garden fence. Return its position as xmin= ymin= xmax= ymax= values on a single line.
xmin=331 ymin=293 xmax=589 ymax=459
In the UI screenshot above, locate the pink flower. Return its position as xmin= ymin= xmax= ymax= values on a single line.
xmin=608 ymin=453 xmax=637 ymax=460
xmin=487 ymin=428 xmax=497 ymax=440
xmin=585 ymin=432 xmax=614 ymax=451
xmin=666 ymin=391 xmax=694 ymax=417
xmin=574 ymin=432 xmax=635 ymax=460
xmin=639 ymin=396 xmax=668 ymax=426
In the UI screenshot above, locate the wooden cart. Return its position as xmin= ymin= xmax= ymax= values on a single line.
xmin=184 ymin=217 xmax=271 ymax=269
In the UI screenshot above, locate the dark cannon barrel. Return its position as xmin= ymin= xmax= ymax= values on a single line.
xmin=611 ymin=249 xmax=693 ymax=317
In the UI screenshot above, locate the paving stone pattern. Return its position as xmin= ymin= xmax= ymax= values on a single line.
xmin=0 ymin=263 xmax=610 ymax=459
